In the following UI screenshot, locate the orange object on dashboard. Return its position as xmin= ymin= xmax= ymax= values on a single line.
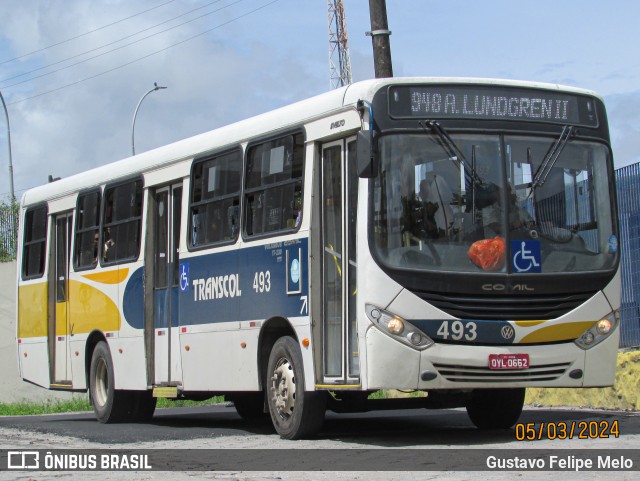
xmin=468 ymin=237 xmax=505 ymax=271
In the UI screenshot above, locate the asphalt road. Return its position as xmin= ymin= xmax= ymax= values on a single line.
xmin=0 ymin=404 xmax=638 ymax=480
xmin=0 ymin=403 xmax=638 ymax=445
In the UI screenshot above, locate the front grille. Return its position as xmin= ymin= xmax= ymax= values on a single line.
xmin=433 ymin=362 xmax=571 ymax=383
xmin=414 ymin=290 xmax=595 ymax=320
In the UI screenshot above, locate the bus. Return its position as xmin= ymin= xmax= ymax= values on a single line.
xmin=16 ymin=77 xmax=620 ymax=439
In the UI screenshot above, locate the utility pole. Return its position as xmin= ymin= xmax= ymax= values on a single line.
xmin=366 ymin=0 xmax=393 ymax=78
xmin=0 ymin=89 xmax=14 ymax=202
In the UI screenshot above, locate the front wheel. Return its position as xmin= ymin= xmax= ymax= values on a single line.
xmin=466 ymin=388 xmax=525 ymax=429
xmin=266 ymin=336 xmax=326 ymax=439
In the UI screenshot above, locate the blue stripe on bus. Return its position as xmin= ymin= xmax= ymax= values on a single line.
xmin=122 ymin=238 xmax=309 ymax=330
xmin=410 ymin=319 xmax=516 ymax=345
xmin=123 ymin=267 xmax=144 ymax=329
xmin=179 ymin=238 xmax=309 ymax=326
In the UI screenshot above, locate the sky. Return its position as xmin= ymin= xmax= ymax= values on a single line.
xmin=0 ymin=0 xmax=639 ymax=201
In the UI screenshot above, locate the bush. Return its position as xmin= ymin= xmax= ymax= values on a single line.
xmin=0 ymin=199 xmax=18 ymax=261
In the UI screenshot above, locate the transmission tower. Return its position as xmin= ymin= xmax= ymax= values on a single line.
xmin=327 ymin=0 xmax=353 ymax=89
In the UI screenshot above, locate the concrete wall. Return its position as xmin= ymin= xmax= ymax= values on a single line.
xmin=0 ymin=261 xmax=76 ymax=403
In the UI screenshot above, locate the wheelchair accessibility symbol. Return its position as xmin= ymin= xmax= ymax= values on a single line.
xmin=511 ymin=240 xmax=541 ymax=273
xmin=180 ymin=263 xmax=190 ymax=292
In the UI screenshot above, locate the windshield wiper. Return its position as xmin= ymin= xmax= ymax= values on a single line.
xmin=531 ymin=125 xmax=575 ymax=189
xmin=419 ymin=120 xmax=480 ymax=185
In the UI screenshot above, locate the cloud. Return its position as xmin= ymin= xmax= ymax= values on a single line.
xmin=606 ymin=91 xmax=640 ymax=169
xmin=0 ymin=0 xmax=329 ymax=199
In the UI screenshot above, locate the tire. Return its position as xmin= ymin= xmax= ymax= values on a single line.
xmin=466 ymin=388 xmax=525 ymax=429
xmin=89 ymin=341 xmax=133 ymax=423
xmin=230 ymin=392 xmax=268 ymax=421
xmin=129 ymin=391 xmax=157 ymax=422
xmin=266 ymin=336 xmax=326 ymax=439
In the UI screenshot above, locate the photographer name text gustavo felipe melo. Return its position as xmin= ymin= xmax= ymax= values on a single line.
xmin=487 ymin=453 xmax=634 ymax=471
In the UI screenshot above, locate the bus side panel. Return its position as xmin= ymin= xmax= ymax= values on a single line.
xmin=17 ymin=282 xmax=50 ymax=388
xmin=290 ymin=320 xmax=314 ymax=392
xmin=583 ymin=326 xmax=620 ymax=387
xmin=178 ymin=239 xmax=310 ymax=391
xmin=17 ymin=340 xmax=50 ymax=389
xmin=67 ymin=269 xmax=120 ymax=389
xmin=108 ymin=336 xmax=149 ymax=390
xmin=114 ymin=261 xmax=150 ymax=390
xmin=365 ymin=326 xmax=420 ymax=390
xmin=68 ymin=336 xmax=87 ymax=390
xmin=180 ymin=325 xmax=259 ymax=391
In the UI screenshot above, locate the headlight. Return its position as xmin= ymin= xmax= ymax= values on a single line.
xmin=365 ymin=304 xmax=434 ymax=350
xmin=575 ymin=311 xmax=619 ymax=350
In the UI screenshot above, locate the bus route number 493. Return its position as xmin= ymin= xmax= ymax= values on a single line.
xmin=253 ymin=271 xmax=271 ymax=293
xmin=436 ymin=320 xmax=478 ymax=341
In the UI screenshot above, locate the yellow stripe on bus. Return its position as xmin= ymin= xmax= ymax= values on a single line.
xmin=18 ymin=281 xmax=121 ymax=338
xmin=82 ymin=268 xmax=129 ymax=285
xmin=68 ymin=280 xmax=120 ymax=334
xmin=519 ymin=321 xmax=595 ymax=344
xmin=17 ymin=283 xmax=48 ymax=338
xmin=514 ymin=320 xmax=547 ymax=327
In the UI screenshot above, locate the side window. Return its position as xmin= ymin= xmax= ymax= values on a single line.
xmin=74 ymin=190 xmax=101 ymax=270
xmin=22 ymin=206 xmax=48 ymax=279
xmin=189 ymin=150 xmax=241 ymax=248
xmin=102 ymin=179 xmax=143 ymax=264
xmin=244 ymin=132 xmax=304 ymax=237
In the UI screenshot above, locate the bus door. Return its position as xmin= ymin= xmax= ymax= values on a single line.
xmin=151 ymin=184 xmax=183 ymax=385
xmin=50 ymin=212 xmax=73 ymax=385
xmin=321 ymin=138 xmax=359 ymax=384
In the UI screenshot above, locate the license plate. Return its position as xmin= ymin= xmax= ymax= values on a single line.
xmin=488 ymin=353 xmax=530 ymax=370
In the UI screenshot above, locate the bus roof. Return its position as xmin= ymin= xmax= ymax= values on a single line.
xmin=21 ymin=77 xmax=600 ymax=207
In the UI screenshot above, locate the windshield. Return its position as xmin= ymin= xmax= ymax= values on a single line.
xmin=372 ymin=132 xmax=617 ymax=274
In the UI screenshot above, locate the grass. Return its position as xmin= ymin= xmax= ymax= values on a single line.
xmin=0 ymin=395 xmax=225 ymax=416
xmin=368 ymin=390 xmax=426 ymax=399
xmin=0 ymin=397 xmax=92 ymax=416
xmin=525 ymin=349 xmax=640 ymax=410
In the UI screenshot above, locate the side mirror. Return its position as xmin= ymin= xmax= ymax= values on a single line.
xmin=357 ymin=130 xmax=377 ymax=178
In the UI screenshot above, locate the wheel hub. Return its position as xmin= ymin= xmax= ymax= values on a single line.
xmin=94 ymin=358 xmax=109 ymax=407
xmin=270 ymin=358 xmax=296 ymax=419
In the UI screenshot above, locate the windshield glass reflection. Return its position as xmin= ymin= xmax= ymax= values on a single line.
xmin=372 ymin=133 xmax=616 ymax=274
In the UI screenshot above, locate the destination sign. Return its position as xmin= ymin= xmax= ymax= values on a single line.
xmin=388 ymin=85 xmax=598 ymax=127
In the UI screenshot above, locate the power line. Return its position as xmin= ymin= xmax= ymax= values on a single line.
xmin=1 ymin=0 xmax=229 ymax=86
xmin=1 ymin=0 xmax=238 ymax=90
xmin=7 ymin=0 xmax=281 ymax=106
xmin=0 ymin=0 xmax=178 ymax=66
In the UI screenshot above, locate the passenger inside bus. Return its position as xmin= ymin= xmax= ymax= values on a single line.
xmin=93 ymin=232 xmax=99 ymax=263
xmin=103 ymin=228 xmax=115 ymax=262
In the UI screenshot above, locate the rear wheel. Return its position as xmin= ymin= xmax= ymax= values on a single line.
xmin=466 ymin=388 xmax=525 ymax=429
xmin=266 ymin=336 xmax=326 ymax=439
xmin=89 ymin=341 xmax=132 ymax=423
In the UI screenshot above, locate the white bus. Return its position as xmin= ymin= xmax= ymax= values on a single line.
xmin=16 ymin=78 xmax=620 ymax=439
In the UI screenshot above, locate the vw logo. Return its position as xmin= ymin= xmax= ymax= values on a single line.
xmin=501 ymin=325 xmax=515 ymax=340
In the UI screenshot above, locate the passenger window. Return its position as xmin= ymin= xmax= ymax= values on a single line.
xmin=22 ymin=205 xmax=48 ymax=279
xmin=102 ymin=179 xmax=143 ymax=264
xmin=244 ymin=133 xmax=304 ymax=237
xmin=74 ymin=190 xmax=101 ymax=269
xmin=189 ymin=150 xmax=241 ymax=248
